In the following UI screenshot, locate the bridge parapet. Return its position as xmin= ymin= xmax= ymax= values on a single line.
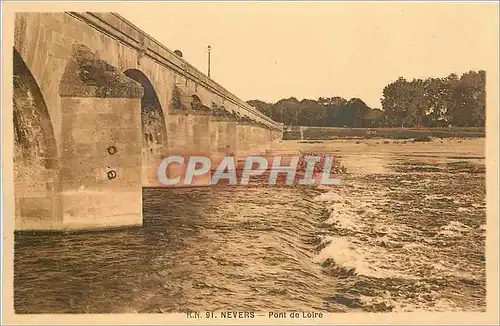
xmin=69 ymin=12 xmax=281 ymax=131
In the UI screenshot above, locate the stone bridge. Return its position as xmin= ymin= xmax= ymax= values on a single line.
xmin=13 ymin=12 xmax=283 ymax=231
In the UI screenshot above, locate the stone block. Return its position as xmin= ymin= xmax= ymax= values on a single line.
xmin=18 ymin=196 xmax=53 ymax=221
xmin=61 ymin=190 xmax=142 ymax=230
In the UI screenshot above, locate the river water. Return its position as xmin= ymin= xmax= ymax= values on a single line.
xmin=14 ymin=139 xmax=486 ymax=313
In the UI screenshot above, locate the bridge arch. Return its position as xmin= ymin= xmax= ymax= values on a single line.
xmin=124 ymin=69 xmax=169 ymax=185
xmin=124 ymin=69 xmax=168 ymax=154
xmin=13 ymin=48 xmax=60 ymax=228
xmin=191 ymin=94 xmax=202 ymax=110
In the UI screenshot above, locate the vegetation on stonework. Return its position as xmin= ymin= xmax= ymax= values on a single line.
xmin=248 ymin=70 xmax=486 ymax=129
xmin=69 ymin=44 xmax=143 ymax=98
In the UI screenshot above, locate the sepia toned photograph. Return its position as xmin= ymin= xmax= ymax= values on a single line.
xmin=2 ymin=1 xmax=499 ymax=325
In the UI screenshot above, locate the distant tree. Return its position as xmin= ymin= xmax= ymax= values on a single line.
xmin=448 ymin=70 xmax=485 ymax=126
xmin=273 ymin=97 xmax=302 ymax=126
xmin=381 ymin=77 xmax=410 ymax=127
xmin=423 ymin=78 xmax=444 ymax=126
xmin=407 ymin=78 xmax=427 ymax=128
xmin=319 ymin=96 xmax=348 ymax=126
xmin=248 ymin=69 xmax=485 ymax=128
xmin=299 ymin=99 xmax=327 ymax=126
xmin=361 ymin=108 xmax=385 ymax=127
xmin=247 ymin=100 xmax=273 ymax=118
xmin=337 ymin=98 xmax=371 ymax=127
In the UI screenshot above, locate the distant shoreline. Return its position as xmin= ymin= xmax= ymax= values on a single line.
xmin=283 ymin=126 xmax=485 ymax=140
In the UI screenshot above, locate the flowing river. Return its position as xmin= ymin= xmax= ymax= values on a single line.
xmin=14 ymin=139 xmax=486 ymax=313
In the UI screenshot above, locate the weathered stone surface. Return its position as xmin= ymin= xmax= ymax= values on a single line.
xmin=59 ymin=43 xmax=144 ymax=98
xmin=58 ymin=97 xmax=142 ymax=229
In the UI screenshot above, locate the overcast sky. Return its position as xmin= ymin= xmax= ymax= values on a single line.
xmin=119 ymin=2 xmax=498 ymax=108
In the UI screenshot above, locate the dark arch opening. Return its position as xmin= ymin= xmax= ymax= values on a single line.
xmin=191 ymin=94 xmax=202 ymax=110
xmin=13 ymin=48 xmax=60 ymax=226
xmin=124 ymin=69 xmax=168 ymax=184
xmin=124 ymin=69 xmax=167 ymax=144
xmin=124 ymin=69 xmax=164 ymax=113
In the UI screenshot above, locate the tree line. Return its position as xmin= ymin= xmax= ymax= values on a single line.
xmin=247 ymin=70 xmax=485 ymax=128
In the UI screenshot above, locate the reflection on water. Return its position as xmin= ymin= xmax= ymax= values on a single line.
xmin=14 ymin=141 xmax=486 ymax=313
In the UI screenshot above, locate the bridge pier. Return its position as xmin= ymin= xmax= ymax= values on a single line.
xmin=165 ymin=111 xmax=213 ymax=187
xmin=56 ymin=44 xmax=145 ymax=230
xmin=59 ymin=97 xmax=143 ymax=230
xmin=211 ymin=117 xmax=238 ymax=166
xmin=236 ymin=124 xmax=272 ymax=157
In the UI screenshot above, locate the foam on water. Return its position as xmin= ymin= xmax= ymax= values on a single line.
xmin=310 ymin=162 xmax=485 ymax=312
xmin=436 ymin=221 xmax=472 ymax=238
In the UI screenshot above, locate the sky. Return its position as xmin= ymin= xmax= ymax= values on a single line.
xmin=119 ymin=2 xmax=498 ymax=108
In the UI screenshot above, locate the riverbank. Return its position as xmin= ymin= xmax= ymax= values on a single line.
xmin=283 ymin=127 xmax=485 ymax=140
